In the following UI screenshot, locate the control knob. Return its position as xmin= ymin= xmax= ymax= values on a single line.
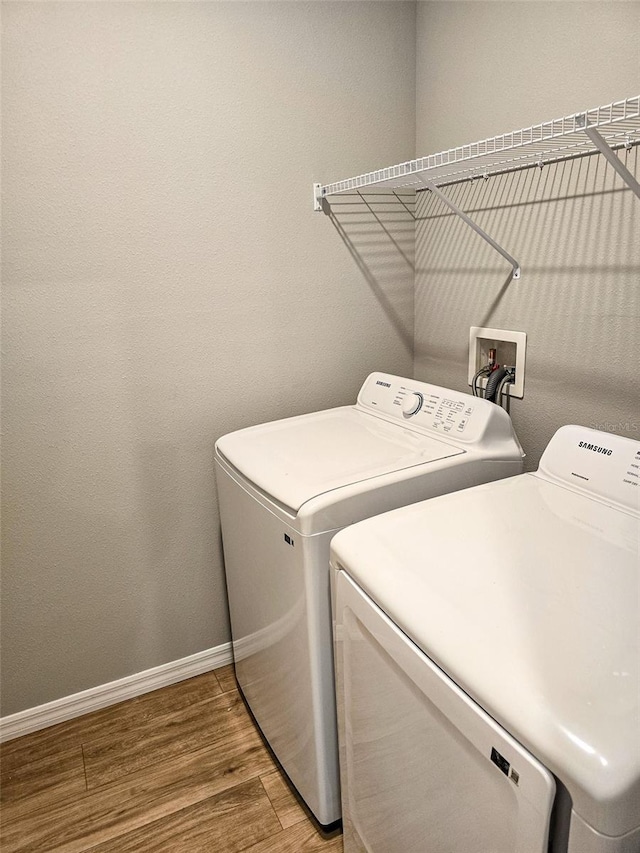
xmin=402 ymin=392 xmax=424 ymax=417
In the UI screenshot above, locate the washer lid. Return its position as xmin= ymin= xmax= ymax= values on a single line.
xmin=330 ymin=470 xmax=640 ymax=838
xmin=215 ymin=406 xmax=463 ymax=514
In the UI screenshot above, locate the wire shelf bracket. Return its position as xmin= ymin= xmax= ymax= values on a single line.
xmin=313 ymin=96 xmax=640 ymax=278
xmin=419 ymin=176 xmax=521 ymax=279
xmin=313 ymin=183 xmax=323 ymax=212
xmin=578 ymin=121 xmax=640 ymax=199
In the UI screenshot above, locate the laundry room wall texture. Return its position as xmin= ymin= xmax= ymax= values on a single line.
xmin=413 ymin=1 xmax=640 ymax=469
xmin=1 ymin=2 xmax=416 ymax=716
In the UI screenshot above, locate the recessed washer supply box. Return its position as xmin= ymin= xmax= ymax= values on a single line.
xmin=469 ymin=326 xmax=527 ymax=398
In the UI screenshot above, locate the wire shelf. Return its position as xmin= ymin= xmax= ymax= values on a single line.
xmin=319 ymin=96 xmax=640 ymax=198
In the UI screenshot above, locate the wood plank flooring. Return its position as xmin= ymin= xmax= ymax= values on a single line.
xmin=0 ymin=666 xmax=343 ymax=852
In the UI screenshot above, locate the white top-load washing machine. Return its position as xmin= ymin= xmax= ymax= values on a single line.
xmin=215 ymin=373 xmax=522 ymax=825
xmin=214 ymin=372 xmax=524 ymax=827
xmin=332 ymin=425 xmax=639 ymax=852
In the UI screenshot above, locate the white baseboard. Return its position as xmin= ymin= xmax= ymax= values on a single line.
xmin=0 ymin=642 xmax=233 ymax=743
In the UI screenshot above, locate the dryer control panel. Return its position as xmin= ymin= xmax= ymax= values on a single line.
xmin=537 ymin=425 xmax=640 ymax=514
xmin=356 ymin=372 xmax=521 ymax=451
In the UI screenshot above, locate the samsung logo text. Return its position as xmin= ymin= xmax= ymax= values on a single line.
xmin=578 ymin=441 xmax=613 ymax=456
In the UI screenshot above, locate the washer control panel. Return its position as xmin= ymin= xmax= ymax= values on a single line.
xmin=356 ymin=371 xmax=517 ymax=447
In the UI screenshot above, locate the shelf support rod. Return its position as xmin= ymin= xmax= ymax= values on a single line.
xmin=420 ymin=178 xmax=521 ymax=279
xmin=581 ymin=125 xmax=640 ymax=199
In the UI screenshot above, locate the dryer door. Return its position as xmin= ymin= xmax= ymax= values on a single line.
xmin=334 ymin=570 xmax=556 ymax=853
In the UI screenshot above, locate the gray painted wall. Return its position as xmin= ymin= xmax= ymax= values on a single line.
xmin=1 ymin=1 xmax=416 ymax=716
xmin=2 ymin=0 xmax=638 ymax=719
xmin=414 ymin=1 xmax=640 ymax=469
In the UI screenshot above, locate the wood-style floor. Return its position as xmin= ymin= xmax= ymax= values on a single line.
xmin=0 ymin=666 xmax=343 ymax=852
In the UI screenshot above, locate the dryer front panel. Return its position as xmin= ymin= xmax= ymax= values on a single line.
xmin=334 ymin=569 xmax=556 ymax=853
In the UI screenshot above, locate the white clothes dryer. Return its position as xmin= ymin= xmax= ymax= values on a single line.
xmin=215 ymin=371 xmax=524 ymax=827
xmin=332 ymin=425 xmax=640 ymax=852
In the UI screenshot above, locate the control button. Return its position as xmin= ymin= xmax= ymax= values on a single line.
xmin=464 ymin=406 xmax=473 ymax=416
xmin=402 ymin=392 xmax=424 ymax=417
